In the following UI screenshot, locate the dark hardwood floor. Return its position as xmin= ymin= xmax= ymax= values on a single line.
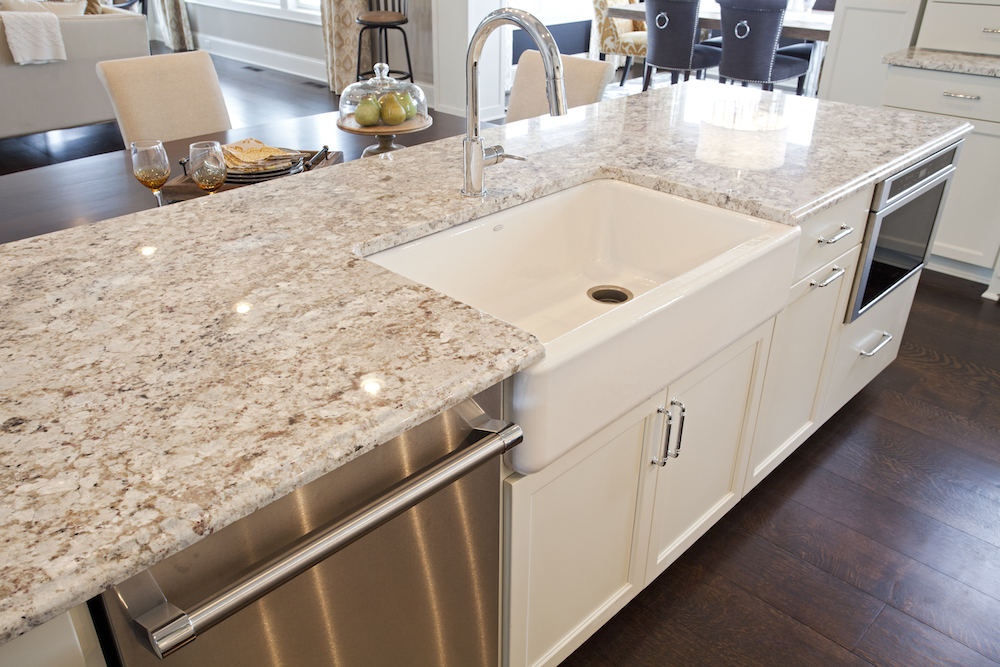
xmin=0 ymin=45 xmax=339 ymax=177
xmin=563 ymin=270 xmax=1000 ymax=666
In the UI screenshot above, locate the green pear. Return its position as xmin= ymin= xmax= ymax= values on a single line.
xmin=380 ymin=93 xmax=407 ymax=126
xmin=399 ymin=92 xmax=417 ymax=120
xmin=355 ymin=99 xmax=381 ymax=127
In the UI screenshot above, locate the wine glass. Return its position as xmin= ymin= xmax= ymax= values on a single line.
xmin=131 ymin=140 xmax=170 ymax=207
xmin=189 ymin=141 xmax=227 ymax=194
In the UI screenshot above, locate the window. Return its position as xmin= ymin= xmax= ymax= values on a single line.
xmin=186 ymin=0 xmax=321 ymax=26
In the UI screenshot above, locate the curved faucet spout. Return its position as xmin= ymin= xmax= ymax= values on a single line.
xmin=463 ymin=8 xmax=568 ymax=197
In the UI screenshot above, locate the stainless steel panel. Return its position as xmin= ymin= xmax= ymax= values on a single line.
xmin=98 ymin=387 xmax=502 ymax=667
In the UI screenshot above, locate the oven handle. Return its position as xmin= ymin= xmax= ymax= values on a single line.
xmin=119 ymin=421 xmax=523 ymax=659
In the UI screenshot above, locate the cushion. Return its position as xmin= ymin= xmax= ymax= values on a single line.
xmin=0 ymin=0 xmax=49 ymax=12
xmin=40 ymin=0 xmax=86 ymax=15
xmin=84 ymin=0 xmax=102 ymax=14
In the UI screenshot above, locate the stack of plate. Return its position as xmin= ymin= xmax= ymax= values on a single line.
xmin=222 ymin=138 xmax=307 ymax=184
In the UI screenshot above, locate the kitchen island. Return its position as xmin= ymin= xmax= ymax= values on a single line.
xmin=0 ymin=80 xmax=970 ymax=648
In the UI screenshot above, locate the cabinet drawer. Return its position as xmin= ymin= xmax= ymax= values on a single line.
xmin=918 ymin=2 xmax=1000 ymax=55
xmin=885 ymin=64 xmax=1000 ymax=125
xmin=823 ymin=270 xmax=920 ymax=419
xmin=793 ymin=187 xmax=870 ymax=284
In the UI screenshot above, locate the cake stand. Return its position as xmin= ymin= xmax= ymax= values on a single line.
xmin=337 ymin=113 xmax=434 ymax=158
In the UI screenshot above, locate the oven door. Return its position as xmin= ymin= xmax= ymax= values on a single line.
xmin=848 ymin=162 xmax=956 ymax=323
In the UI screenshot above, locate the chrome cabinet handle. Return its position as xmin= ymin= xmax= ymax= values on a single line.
xmin=810 ymin=266 xmax=846 ymax=288
xmin=817 ymin=223 xmax=853 ymax=244
xmin=670 ymin=399 xmax=686 ymax=458
xmin=117 ymin=422 xmax=524 ymax=659
xmin=860 ymin=331 xmax=893 ymax=357
xmin=984 ymin=27 xmax=1000 ymax=33
xmin=942 ymin=91 xmax=981 ymax=100
xmin=653 ymin=405 xmax=673 ymax=466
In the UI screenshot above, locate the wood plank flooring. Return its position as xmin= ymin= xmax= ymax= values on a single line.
xmin=563 ymin=270 xmax=1000 ymax=666
xmin=0 ymin=45 xmax=339 ymax=177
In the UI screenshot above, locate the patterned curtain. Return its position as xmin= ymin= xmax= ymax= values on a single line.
xmin=155 ymin=0 xmax=194 ymax=52
xmin=321 ymin=0 xmax=370 ymax=93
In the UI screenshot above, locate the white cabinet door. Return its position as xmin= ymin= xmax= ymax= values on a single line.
xmin=641 ymin=320 xmax=772 ymax=585
xmin=746 ymin=245 xmax=861 ymax=492
xmin=503 ymin=394 xmax=663 ymax=667
xmin=818 ymin=0 xmax=924 ymax=107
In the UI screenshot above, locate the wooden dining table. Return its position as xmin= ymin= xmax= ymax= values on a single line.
xmin=0 ymin=109 xmax=471 ymax=246
xmin=606 ymin=1 xmax=834 ymax=42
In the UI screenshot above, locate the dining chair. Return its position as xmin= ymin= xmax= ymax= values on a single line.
xmin=96 ymin=50 xmax=232 ymax=147
xmin=505 ymin=50 xmax=615 ymax=123
xmin=593 ymin=0 xmax=648 ymax=86
xmin=642 ymin=0 xmax=722 ymax=91
xmin=716 ymin=0 xmax=811 ymax=94
xmin=355 ymin=0 xmax=412 ymax=82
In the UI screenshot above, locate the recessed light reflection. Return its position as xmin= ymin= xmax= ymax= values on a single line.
xmin=235 ymin=302 xmax=252 ymax=314
xmin=363 ymin=379 xmax=382 ymax=395
xmin=141 ymin=246 xmax=157 ymax=256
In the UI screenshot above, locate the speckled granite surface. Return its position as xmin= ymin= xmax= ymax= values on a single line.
xmin=883 ymin=47 xmax=1000 ymax=78
xmin=0 ymin=80 xmax=971 ymax=644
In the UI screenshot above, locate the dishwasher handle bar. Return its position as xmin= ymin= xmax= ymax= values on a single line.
xmin=132 ymin=422 xmax=524 ymax=659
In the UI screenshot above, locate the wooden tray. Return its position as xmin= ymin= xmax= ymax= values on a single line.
xmin=162 ymin=150 xmax=343 ymax=203
xmin=337 ymin=113 xmax=432 ymax=135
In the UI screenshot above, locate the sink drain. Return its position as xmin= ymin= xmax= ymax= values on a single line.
xmin=587 ymin=285 xmax=634 ymax=304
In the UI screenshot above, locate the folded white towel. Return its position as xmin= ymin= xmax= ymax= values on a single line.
xmin=0 ymin=11 xmax=66 ymax=65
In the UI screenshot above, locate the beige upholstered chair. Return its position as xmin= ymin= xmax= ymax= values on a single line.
xmin=593 ymin=0 xmax=647 ymax=86
xmin=506 ymin=50 xmax=615 ymax=124
xmin=96 ymin=50 xmax=231 ymax=146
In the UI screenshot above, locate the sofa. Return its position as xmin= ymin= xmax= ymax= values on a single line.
xmin=0 ymin=6 xmax=149 ymax=139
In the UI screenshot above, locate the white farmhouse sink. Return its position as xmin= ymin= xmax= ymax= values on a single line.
xmin=368 ymin=179 xmax=800 ymax=474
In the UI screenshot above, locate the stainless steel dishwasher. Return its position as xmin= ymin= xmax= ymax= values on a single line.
xmin=91 ymin=386 xmax=518 ymax=667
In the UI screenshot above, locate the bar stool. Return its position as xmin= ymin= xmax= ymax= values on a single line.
xmin=642 ymin=0 xmax=722 ymax=90
xmin=356 ymin=0 xmax=413 ymax=82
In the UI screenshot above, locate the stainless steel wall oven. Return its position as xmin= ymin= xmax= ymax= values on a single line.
xmin=847 ymin=141 xmax=963 ymax=323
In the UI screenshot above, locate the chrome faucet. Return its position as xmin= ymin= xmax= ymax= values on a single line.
xmin=463 ymin=8 xmax=568 ymax=197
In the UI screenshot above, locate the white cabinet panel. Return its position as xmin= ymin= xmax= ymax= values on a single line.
xmin=642 ymin=321 xmax=772 ymax=584
xmin=917 ymin=1 xmax=1000 ymax=55
xmin=819 ymin=0 xmax=924 ymax=107
xmin=503 ymin=395 xmax=661 ymax=667
xmin=747 ymin=245 xmax=861 ymax=492
xmin=823 ymin=270 xmax=920 ymax=419
xmin=884 ymin=68 xmax=1000 ymax=269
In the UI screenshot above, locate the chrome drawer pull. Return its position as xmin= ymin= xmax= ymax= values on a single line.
xmin=984 ymin=27 xmax=1000 ymax=33
xmin=810 ymin=266 xmax=846 ymax=288
xmin=670 ymin=399 xmax=686 ymax=458
xmin=817 ymin=223 xmax=853 ymax=244
xmin=653 ymin=405 xmax=673 ymax=466
xmin=942 ymin=91 xmax=981 ymax=100
xmin=860 ymin=331 xmax=893 ymax=357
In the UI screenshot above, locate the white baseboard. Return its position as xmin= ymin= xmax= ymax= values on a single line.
xmin=925 ymin=254 xmax=993 ymax=285
xmin=194 ymin=32 xmax=327 ymax=81
xmin=192 ymin=32 xmax=437 ymax=107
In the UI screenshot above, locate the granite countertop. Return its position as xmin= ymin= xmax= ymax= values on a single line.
xmin=883 ymin=47 xmax=1000 ymax=78
xmin=0 ymin=80 xmax=971 ymax=644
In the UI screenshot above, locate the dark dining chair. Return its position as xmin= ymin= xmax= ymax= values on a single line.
xmin=356 ymin=0 xmax=412 ymax=82
xmin=642 ymin=0 xmax=722 ymax=91
xmin=716 ymin=0 xmax=811 ymax=94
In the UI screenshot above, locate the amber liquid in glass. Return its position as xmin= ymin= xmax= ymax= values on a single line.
xmin=134 ymin=165 xmax=170 ymax=191
xmin=192 ymin=164 xmax=227 ymax=193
